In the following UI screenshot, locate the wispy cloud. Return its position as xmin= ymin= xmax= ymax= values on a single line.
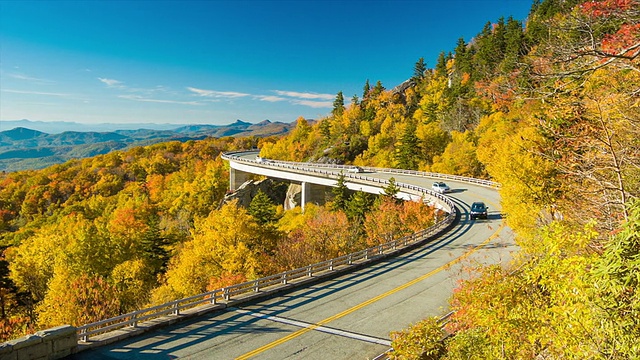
xmin=273 ymin=90 xmax=335 ymax=100
xmin=100 ymin=81 xmax=333 ymax=110
xmin=118 ymin=94 xmax=202 ymax=106
xmin=291 ymin=99 xmax=333 ymax=108
xmin=255 ymin=95 xmax=287 ymax=102
xmin=187 ymin=87 xmax=250 ymax=98
xmin=265 ymin=89 xmax=334 ymax=108
xmin=8 ymin=73 xmax=55 ymax=84
xmin=2 ymin=89 xmax=70 ymax=97
xmin=98 ymin=77 xmax=123 ymax=87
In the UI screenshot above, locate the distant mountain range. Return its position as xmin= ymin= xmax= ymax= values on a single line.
xmin=0 ymin=119 xmax=296 ymax=172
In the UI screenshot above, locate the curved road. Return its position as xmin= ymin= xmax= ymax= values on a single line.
xmin=71 ymin=158 xmax=516 ymax=360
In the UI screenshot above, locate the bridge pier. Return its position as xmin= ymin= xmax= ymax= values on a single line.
xmin=229 ymin=168 xmax=251 ymax=191
xmin=301 ymin=182 xmax=325 ymax=211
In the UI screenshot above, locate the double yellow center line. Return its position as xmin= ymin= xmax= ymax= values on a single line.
xmin=236 ymin=222 xmax=506 ymax=359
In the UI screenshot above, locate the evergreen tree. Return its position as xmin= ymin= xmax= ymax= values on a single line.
xmin=346 ymin=191 xmax=375 ymax=222
xmin=494 ymin=17 xmax=507 ymax=56
xmin=332 ymin=91 xmax=345 ymax=117
xmin=435 ymin=51 xmax=448 ymax=77
xmin=139 ymin=212 xmax=171 ymax=275
xmin=382 ymin=177 xmax=401 ymax=202
xmin=413 ymin=57 xmax=427 ymax=81
xmin=453 ymin=37 xmax=473 ymax=79
xmin=248 ymin=190 xmax=277 ymax=225
xmin=331 ymin=173 xmax=351 ymax=212
xmin=363 ymin=79 xmax=371 ymax=99
xmin=475 ymin=21 xmax=501 ymax=78
xmin=395 ymin=122 xmax=419 ymax=170
xmin=319 ymin=118 xmax=331 ymax=144
xmin=502 ymin=16 xmax=524 ymax=72
xmin=372 ymin=81 xmax=385 ymax=97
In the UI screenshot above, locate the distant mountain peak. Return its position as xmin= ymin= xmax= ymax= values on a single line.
xmin=1 ymin=127 xmax=47 ymax=140
xmin=233 ymin=119 xmax=251 ymax=125
xmin=256 ymin=120 xmax=272 ymax=125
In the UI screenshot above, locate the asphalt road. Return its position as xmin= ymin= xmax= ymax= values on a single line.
xmin=71 ymin=160 xmax=516 ymax=360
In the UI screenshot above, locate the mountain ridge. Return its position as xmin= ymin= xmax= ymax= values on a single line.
xmin=0 ymin=119 xmax=298 ymax=172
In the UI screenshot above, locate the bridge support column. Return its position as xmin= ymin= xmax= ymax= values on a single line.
xmin=301 ymin=182 xmax=325 ymax=211
xmin=229 ymin=168 xmax=251 ymax=191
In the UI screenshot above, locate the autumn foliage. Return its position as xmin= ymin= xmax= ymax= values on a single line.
xmin=1 ymin=0 xmax=638 ymax=355
xmin=0 ymin=133 xmax=439 ymax=341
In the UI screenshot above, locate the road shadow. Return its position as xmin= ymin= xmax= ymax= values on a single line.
xmin=447 ymin=188 xmax=467 ymax=194
xmin=69 ymin=196 xmax=504 ymax=359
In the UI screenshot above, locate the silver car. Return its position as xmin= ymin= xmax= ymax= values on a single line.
xmin=432 ymin=181 xmax=451 ymax=193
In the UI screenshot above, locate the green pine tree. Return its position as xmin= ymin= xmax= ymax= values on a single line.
xmin=248 ymin=190 xmax=277 ymax=225
xmin=395 ymin=122 xmax=419 ymax=170
xmin=435 ymin=51 xmax=448 ymax=77
xmin=332 ymin=91 xmax=345 ymax=117
xmin=331 ymin=173 xmax=351 ymax=212
xmin=413 ymin=57 xmax=427 ymax=81
xmin=382 ymin=177 xmax=401 ymax=202
xmin=346 ymin=191 xmax=375 ymax=223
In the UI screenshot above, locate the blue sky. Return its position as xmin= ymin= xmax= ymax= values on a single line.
xmin=0 ymin=0 xmax=533 ymax=126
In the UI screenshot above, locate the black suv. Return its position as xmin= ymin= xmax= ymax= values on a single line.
xmin=470 ymin=202 xmax=488 ymax=220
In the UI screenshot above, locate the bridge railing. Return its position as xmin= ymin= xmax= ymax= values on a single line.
xmin=222 ymin=151 xmax=458 ymax=213
xmin=76 ymin=214 xmax=454 ymax=342
xmin=76 ymin=152 xmax=460 ymax=342
xmin=222 ymin=150 xmax=500 ymax=189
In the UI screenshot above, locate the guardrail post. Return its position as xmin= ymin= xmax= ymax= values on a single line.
xmin=224 ymin=287 xmax=230 ymax=301
xmin=347 ymin=254 xmax=352 ymax=265
xmin=210 ymin=291 xmax=217 ymax=305
xmin=307 ymin=266 xmax=312 ymax=277
xmin=173 ymin=302 xmax=180 ymax=316
xmin=80 ymin=328 xmax=88 ymax=342
xmin=282 ymin=272 xmax=288 ymax=285
xmin=254 ymin=280 xmax=260 ymax=292
xmin=131 ymin=313 xmax=138 ymax=328
xmin=378 ymin=245 xmax=383 ymax=254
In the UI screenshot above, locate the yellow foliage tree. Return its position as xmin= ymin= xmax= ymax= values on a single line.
xmin=151 ymin=201 xmax=262 ymax=300
xmin=260 ymin=117 xmax=319 ymax=161
xmin=36 ymin=267 xmax=120 ymax=328
xmin=274 ymin=206 xmax=357 ymax=269
xmin=475 ymin=110 xmax=559 ymax=241
xmin=430 ymin=130 xmax=485 ymax=178
xmin=111 ymin=259 xmax=156 ymax=312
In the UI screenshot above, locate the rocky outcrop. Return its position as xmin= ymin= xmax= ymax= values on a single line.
xmin=224 ymin=178 xmax=333 ymax=211
xmin=285 ymin=184 xmax=302 ymax=210
xmin=223 ymin=178 xmax=288 ymax=208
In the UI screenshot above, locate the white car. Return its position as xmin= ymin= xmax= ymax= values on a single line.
xmin=348 ymin=166 xmax=364 ymax=173
xmin=432 ymin=181 xmax=451 ymax=193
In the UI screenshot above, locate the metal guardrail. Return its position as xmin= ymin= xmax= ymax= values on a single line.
xmin=76 ymin=217 xmax=454 ymax=341
xmin=222 ymin=151 xmax=459 ymax=213
xmin=76 ymin=150 xmax=474 ymax=341
xmin=222 ymin=150 xmax=500 ymax=189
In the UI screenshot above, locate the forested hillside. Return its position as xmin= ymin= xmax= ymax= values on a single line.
xmin=0 ymin=133 xmax=437 ymax=340
xmin=259 ymin=0 xmax=640 ymax=357
xmin=1 ymin=0 xmax=638 ymax=356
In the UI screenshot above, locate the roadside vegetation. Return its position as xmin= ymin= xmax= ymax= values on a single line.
xmin=1 ymin=0 xmax=638 ymax=356
xmin=0 ymin=136 xmax=437 ymax=340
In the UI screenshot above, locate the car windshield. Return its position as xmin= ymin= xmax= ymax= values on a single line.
xmin=471 ymin=203 xmax=485 ymax=210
